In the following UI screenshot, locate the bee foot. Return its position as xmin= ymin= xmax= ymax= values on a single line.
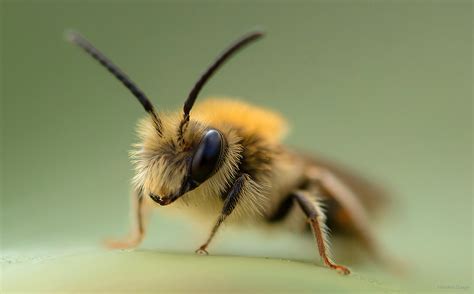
xmin=195 ymin=247 xmax=209 ymax=255
xmin=103 ymin=237 xmax=140 ymax=250
xmin=332 ymin=265 xmax=351 ymax=275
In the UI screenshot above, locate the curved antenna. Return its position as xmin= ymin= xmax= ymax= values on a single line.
xmin=178 ymin=31 xmax=265 ymax=142
xmin=67 ymin=31 xmax=162 ymax=134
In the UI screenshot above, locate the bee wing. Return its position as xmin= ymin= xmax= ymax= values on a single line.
xmin=302 ymin=152 xmax=391 ymax=218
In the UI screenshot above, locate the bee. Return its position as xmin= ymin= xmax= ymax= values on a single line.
xmin=68 ymin=30 xmax=391 ymax=275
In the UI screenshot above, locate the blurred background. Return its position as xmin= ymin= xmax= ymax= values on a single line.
xmin=1 ymin=0 xmax=472 ymax=292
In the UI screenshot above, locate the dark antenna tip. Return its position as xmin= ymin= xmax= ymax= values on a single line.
xmin=182 ymin=30 xmax=266 ymax=117
xmin=64 ymin=29 xmax=79 ymax=43
xmin=66 ymin=30 xmax=163 ymax=135
xmin=177 ymin=29 xmax=265 ymax=145
xmin=248 ymin=28 xmax=266 ymax=38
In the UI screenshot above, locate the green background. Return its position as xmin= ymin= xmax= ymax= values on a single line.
xmin=1 ymin=1 xmax=472 ymax=292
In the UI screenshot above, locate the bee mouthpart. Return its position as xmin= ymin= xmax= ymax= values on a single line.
xmin=149 ymin=192 xmax=177 ymax=206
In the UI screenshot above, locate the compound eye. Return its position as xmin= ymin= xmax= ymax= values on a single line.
xmin=191 ymin=129 xmax=223 ymax=184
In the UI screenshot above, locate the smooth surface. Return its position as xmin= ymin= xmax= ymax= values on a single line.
xmin=3 ymin=250 xmax=412 ymax=292
xmin=1 ymin=1 xmax=472 ymax=292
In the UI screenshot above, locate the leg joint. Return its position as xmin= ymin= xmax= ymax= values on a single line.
xmin=292 ymin=191 xmax=319 ymax=219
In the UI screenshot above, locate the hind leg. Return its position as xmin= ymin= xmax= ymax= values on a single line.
xmin=292 ymin=190 xmax=351 ymax=275
xmin=306 ymin=166 xmax=397 ymax=270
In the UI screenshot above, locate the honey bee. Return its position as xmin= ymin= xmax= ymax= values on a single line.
xmin=68 ymin=30 xmax=391 ymax=275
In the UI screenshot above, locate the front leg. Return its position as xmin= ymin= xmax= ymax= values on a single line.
xmin=105 ymin=187 xmax=150 ymax=249
xmin=196 ymin=173 xmax=248 ymax=255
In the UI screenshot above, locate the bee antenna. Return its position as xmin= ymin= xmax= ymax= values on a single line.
xmin=66 ymin=30 xmax=162 ymax=135
xmin=178 ymin=30 xmax=265 ymax=144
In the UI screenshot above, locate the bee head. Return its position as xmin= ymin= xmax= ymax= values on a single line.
xmin=67 ymin=30 xmax=263 ymax=204
xmin=134 ymin=117 xmax=227 ymax=206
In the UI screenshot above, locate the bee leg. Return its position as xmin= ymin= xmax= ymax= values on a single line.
xmin=196 ymin=174 xmax=247 ymax=255
xmin=293 ymin=190 xmax=351 ymax=275
xmin=105 ymin=188 xmax=150 ymax=249
xmin=306 ymin=167 xmax=390 ymax=269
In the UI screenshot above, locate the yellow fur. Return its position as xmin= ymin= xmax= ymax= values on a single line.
xmin=192 ymin=98 xmax=289 ymax=143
